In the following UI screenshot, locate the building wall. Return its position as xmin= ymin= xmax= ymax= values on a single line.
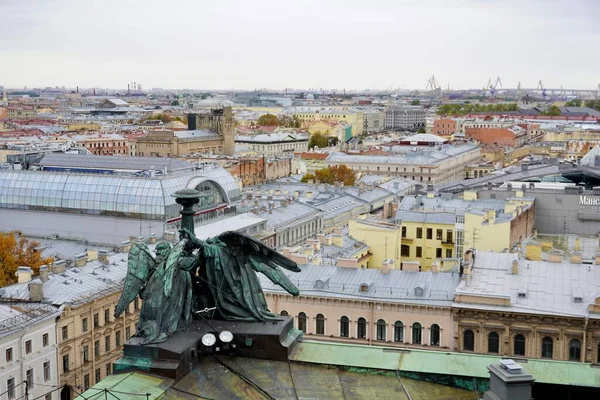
xmin=385 ymin=106 xmax=426 ymax=130
xmin=465 ymin=127 xmax=522 ymax=148
xmin=364 ymin=112 xmax=385 ymax=133
xmin=57 ymin=290 xmax=140 ymax=396
xmin=349 ymin=219 xmax=401 ymax=269
xmin=433 ymin=119 xmax=457 ymax=137
xmin=265 ymin=158 xmax=291 ymax=181
xmin=236 ymin=140 xmax=308 ymax=158
xmin=453 ymin=308 xmax=600 ymax=363
xmin=400 ymin=221 xmax=455 ymax=270
xmin=80 ymin=138 xmax=129 ymax=156
xmin=0 ymin=313 xmax=59 ymax=400
xmin=290 ymin=110 xmax=364 ymax=136
xmin=266 ymin=293 xmax=454 ymax=349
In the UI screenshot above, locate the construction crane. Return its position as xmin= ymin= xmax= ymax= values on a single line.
xmin=489 ymin=76 xmax=502 ymax=98
xmin=537 ymin=80 xmax=547 ymax=101
xmin=426 ymin=75 xmax=442 ymax=97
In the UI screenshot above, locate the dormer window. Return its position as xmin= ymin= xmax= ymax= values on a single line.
xmin=414 ymin=287 xmax=424 ymax=297
xmin=360 ymin=284 xmax=369 ymax=293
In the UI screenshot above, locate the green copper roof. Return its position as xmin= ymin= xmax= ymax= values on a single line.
xmin=75 ymin=371 xmax=173 ymax=400
xmin=292 ymin=340 xmax=600 ymax=387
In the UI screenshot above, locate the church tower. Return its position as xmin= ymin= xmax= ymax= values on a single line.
xmin=222 ymin=106 xmax=235 ymax=156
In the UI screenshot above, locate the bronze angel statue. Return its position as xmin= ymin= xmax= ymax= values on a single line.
xmin=114 ymin=229 xmax=300 ymax=344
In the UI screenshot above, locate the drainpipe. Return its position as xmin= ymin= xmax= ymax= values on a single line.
xmin=369 ymin=302 xmax=374 ymax=346
xmin=582 ymin=317 xmax=589 ymax=363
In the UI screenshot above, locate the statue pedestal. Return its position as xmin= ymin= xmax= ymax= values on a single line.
xmin=114 ymin=317 xmax=301 ymax=381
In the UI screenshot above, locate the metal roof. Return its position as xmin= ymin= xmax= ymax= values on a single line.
xmin=37 ymin=153 xmax=194 ymax=172
xmin=455 ymin=251 xmax=600 ymax=318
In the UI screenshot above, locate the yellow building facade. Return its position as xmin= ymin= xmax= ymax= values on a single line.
xmin=348 ymin=218 xmax=401 ymax=269
xmin=400 ymin=217 xmax=456 ymax=271
xmin=286 ymin=108 xmax=364 ymax=136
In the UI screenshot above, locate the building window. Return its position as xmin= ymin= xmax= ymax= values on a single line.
xmin=446 ymin=249 xmax=452 ymax=258
xmin=82 ymin=318 xmax=88 ymax=332
xmin=44 ymin=361 xmax=50 ymax=381
xmin=401 ymin=245 xmax=410 ymax=257
xmin=340 ymin=316 xmax=349 ymax=338
xmin=514 ymin=334 xmax=526 ymax=356
xmin=134 ymin=298 xmax=140 ymax=310
xmin=94 ymin=313 xmax=99 ymax=328
xmin=83 ymin=346 xmax=89 ymax=362
xmin=7 ymin=378 xmax=15 ymax=399
xmin=126 ymin=327 xmax=131 ymax=340
xmin=63 ymin=354 xmax=69 ymax=372
xmin=26 ymin=368 xmax=34 ymax=389
xmin=62 ymin=326 xmax=68 ymax=341
xmin=95 ymin=368 xmax=101 ymax=384
xmin=446 ymin=230 xmax=453 ymax=243
xmin=436 ymin=248 xmax=442 ymax=258
xmin=25 ymin=340 xmax=32 ymax=354
xmin=43 ymin=333 xmax=49 ymax=347
xmin=426 ymin=228 xmax=433 ymax=239
xmin=376 ymin=319 xmax=386 ymax=341
xmin=316 ymin=314 xmax=325 ymax=335
xmin=116 ymin=331 xmax=121 ymax=348
xmin=463 ymin=330 xmax=475 ymax=351
xmin=105 ymin=336 xmax=111 ymax=352
xmin=416 ymin=247 xmax=422 ymax=257
xmin=298 ymin=312 xmax=307 ymax=332
xmin=488 ymin=332 xmax=499 ymax=354
xmin=5 ymin=347 xmax=12 ymax=362
xmin=541 ymin=337 xmax=553 ymax=358
xmin=95 ymin=340 xmax=100 ymax=358
xmin=105 ymin=309 xmax=110 ymax=324
xmin=401 ymin=226 xmax=406 ymax=238
xmin=430 ymin=324 xmax=440 ymax=346
xmin=412 ymin=323 xmax=422 ymax=344
xmin=357 ymin=318 xmax=367 ymax=339
xmin=569 ymin=339 xmax=581 ymax=361
xmin=84 ymin=374 xmax=90 ymax=389
xmin=436 ymin=229 xmax=443 ymax=240
xmin=280 ymin=310 xmax=289 ymax=317
xmin=416 ymin=228 xmax=423 ymax=239
xmin=106 ymin=363 xmax=111 ymax=376
xmin=394 ymin=321 xmax=404 ymax=342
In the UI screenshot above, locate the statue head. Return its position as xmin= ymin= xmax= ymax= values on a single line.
xmin=155 ymin=241 xmax=173 ymax=263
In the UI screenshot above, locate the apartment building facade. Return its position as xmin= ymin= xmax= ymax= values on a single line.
xmin=384 ymin=106 xmax=426 ymax=130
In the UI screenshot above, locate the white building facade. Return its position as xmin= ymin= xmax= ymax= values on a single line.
xmin=0 ymin=303 xmax=60 ymax=400
xmin=385 ymin=106 xmax=426 ymax=130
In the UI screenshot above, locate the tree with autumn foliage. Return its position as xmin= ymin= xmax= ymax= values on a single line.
xmin=301 ymin=165 xmax=356 ymax=186
xmin=257 ymin=114 xmax=280 ymax=126
xmin=0 ymin=232 xmax=53 ymax=286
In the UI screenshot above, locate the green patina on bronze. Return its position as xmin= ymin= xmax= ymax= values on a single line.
xmin=114 ymin=189 xmax=301 ymax=344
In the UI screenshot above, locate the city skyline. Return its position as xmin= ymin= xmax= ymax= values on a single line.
xmin=1 ymin=0 xmax=599 ymax=91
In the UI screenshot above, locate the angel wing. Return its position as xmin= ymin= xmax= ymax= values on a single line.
xmin=163 ymin=238 xmax=188 ymax=298
xmin=216 ymin=231 xmax=300 ymax=296
xmin=114 ymin=242 xmax=157 ymax=317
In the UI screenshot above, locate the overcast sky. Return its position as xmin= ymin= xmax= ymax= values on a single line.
xmin=1 ymin=0 xmax=598 ymax=91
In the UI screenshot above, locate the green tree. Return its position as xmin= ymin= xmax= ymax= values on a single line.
xmin=257 ymin=114 xmax=280 ymax=126
xmin=308 ymin=132 xmax=329 ymax=149
xmin=0 ymin=232 xmax=53 ymax=286
xmin=329 ymin=137 xmax=339 ymax=146
xmin=542 ymin=105 xmax=561 ymax=116
xmin=310 ymin=165 xmax=356 ymax=186
xmin=410 ymin=99 xmax=421 ymax=106
xmin=565 ymin=99 xmax=582 ymax=107
xmin=417 ymin=128 xmax=426 ymax=133
xmin=278 ymin=115 xmax=301 ymax=128
xmin=300 ymin=173 xmax=315 ymax=183
xmin=171 ymin=100 xmax=180 ymax=106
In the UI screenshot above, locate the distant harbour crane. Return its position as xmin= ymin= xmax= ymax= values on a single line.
xmin=537 ymin=80 xmax=547 ymax=101
xmin=426 ymin=75 xmax=442 ymax=97
xmin=489 ymin=76 xmax=502 ymax=97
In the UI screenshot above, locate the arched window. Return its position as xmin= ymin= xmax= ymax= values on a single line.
xmin=376 ymin=319 xmax=386 ymax=341
xmin=340 ymin=316 xmax=349 ymax=338
xmin=488 ymin=332 xmax=499 ymax=354
xmin=514 ymin=334 xmax=525 ymax=356
xmin=541 ymin=337 xmax=553 ymax=358
xmin=569 ymin=339 xmax=581 ymax=361
xmin=463 ymin=330 xmax=474 ymax=351
xmin=430 ymin=324 xmax=440 ymax=346
xmin=298 ymin=312 xmax=307 ymax=333
xmin=280 ymin=310 xmax=289 ymax=317
xmin=412 ymin=323 xmax=422 ymax=344
xmin=357 ymin=318 xmax=367 ymax=339
xmin=394 ymin=321 xmax=404 ymax=342
xmin=316 ymin=314 xmax=325 ymax=335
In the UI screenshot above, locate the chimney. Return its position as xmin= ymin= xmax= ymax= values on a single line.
xmin=431 ymin=261 xmax=440 ymax=273
xmin=325 ymin=235 xmax=333 ymax=246
xmin=51 ymin=260 xmax=66 ymax=274
xmin=137 ymin=235 xmax=144 ymax=244
xmin=306 ymin=191 xmax=313 ymax=199
xmin=120 ymin=240 xmax=132 ymax=253
xmin=381 ymin=259 xmax=393 ymax=274
xmin=98 ymin=250 xmax=110 ymax=265
xmin=129 ymin=235 xmax=138 ymax=245
xmin=332 ymin=232 xmax=343 ymax=248
xmin=87 ymin=249 xmax=98 ymax=262
xmin=317 ymin=232 xmax=326 ymax=245
xmin=402 ymin=260 xmax=420 ymax=272
xmin=74 ymin=253 xmax=87 ymax=268
xmin=595 ymin=252 xmax=600 ymax=265
xmin=281 ymin=199 xmax=288 ymax=207
xmin=547 ymin=250 xmax=562 ymax=263
xmin=483 ymin=360 xmax=533 ymax=400
xmin=164 ymin=230 xmax=177 ymax=243
xmin=39 ymin=265 xmax=49 ymax=282
xmin=148 ymin=233 xmax=157 ymax=244
xmin=570 ymin=251 xmax=582 ymax=264
xmin=511 ymin=258 xmax=519 ymax=274
xmin=574 ymin=237 xmax=581 ymax=252
xmin=29 ymin=279 xmax=44 ymax=302
xmin=304 ymin=245 xmax=315 ymax=257
xmin=16 ymin=266 xmax=33 ymax=283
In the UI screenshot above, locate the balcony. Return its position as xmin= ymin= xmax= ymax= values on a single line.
xmin=401 ymin=237 xmax=413 ymax=243
xmin=441 ymin=239 xmax=454 ymax=246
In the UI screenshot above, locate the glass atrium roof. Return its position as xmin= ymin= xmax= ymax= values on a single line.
xmin=0 ymin=167 xmax=241 ymax=220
